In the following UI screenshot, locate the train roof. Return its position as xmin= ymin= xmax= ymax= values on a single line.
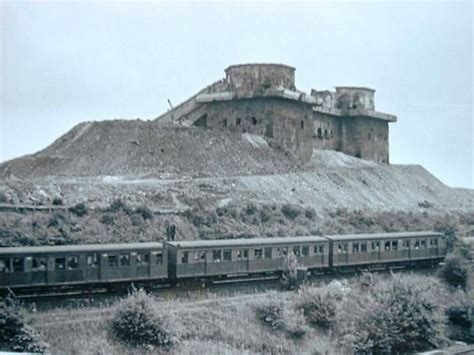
xmin=167 ymin=236 xmax=328 ymax=249
xmin=0 ymin=242 xmax=164 ymax=255
xmin=325 ymin=231 xmax=443 ymax=241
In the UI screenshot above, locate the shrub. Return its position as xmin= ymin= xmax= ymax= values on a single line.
xmin=255 ymin=298 xmax=283 ymax=331
xmin=48 ymin=212 xmax=66 ymax=228
xmin=280 ymin=251 xmax=300 ymax=290
xmin=245 ymin=203 xmax=257 ymax=216
xmin=100 ymin=214 xmax=115 ymax=226
xmin=135 ymin=206 xmax=154 ymax=220
xmin=52 ymin=197 xmax=63 ymax=206
xmin=281 ymin=204 xmax=303 ymax=220
xmin=438 ymin=256 xmax=469 ymax=290
xmin=69 ymin=202 xmax=88 ymax=217
xmin=0 ymin=297 xmax=48 ymax=353
xmin=254 ymin=297 xmax=309 ymax=339
xmin=418 ymin=200 xmax=434 ymax=208
xmin=108 ymin=198 xmax=132 ymax=214
xmin=338 ymin=275 xmax=446 ymax=353
xmin=0 ymin=192 xmax=8 ymax=203
xmin=304 ymin=208 xmax=315 ymax=220
xmin=110 ymin=289 xmax=173 ymax=348
xmin=295 ymin=284 xmax=343 ymax=329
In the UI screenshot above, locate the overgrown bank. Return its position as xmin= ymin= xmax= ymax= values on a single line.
xmin=0 ymin=200 xmax=472 ymax=247
xmin=24 ymin=271 xmax=474 ymax=354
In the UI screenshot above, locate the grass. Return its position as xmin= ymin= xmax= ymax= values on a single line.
xmin=26 ymin=267 xmax=473 ymax=354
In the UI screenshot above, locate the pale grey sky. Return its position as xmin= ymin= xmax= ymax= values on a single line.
xmin=1 ymin=1 xmax=472 ymax=188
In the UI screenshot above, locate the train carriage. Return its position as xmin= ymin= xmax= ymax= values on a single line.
xmin=167 ymin=236 xmax=330 ymax=280
xmin=0 ymin=242 xmax=167 ymax=289
xmin=325 ymin=231 xmax=446 ymax=270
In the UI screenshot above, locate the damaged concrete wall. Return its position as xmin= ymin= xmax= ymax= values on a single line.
xmin=341 ymin=117 xmax=389 ymax=163
xmin=225 ymin=64 xmax=296 ymax=95
xmin=197 ymin=97 xmax=314 ymax=161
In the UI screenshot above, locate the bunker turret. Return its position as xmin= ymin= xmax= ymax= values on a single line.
xmin=155 ymin=64 xmax=397 ymax=164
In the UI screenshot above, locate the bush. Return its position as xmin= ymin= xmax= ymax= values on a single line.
xmin=108 ymin=198 xmax=132 ymax=214
xmin=135 ymin=206 xmax=154 ymax=220
xmin=438 ymin=256 xmax=469 ymax=290
xmin=69 ymin=202 xmax=88 ymax=217
xmin=110 ymin=289 xmax=173 ymax=348
xmin=245 ymin=203 xmax=257 ymax=216
xmin=0 ymin=298 xmax=48 ymax=353
xmin=280 ymin=251 xmax=300 ymax=290
xmin=100 ymin=214 xmax=115 ymax=226
xmin=254 ymin=296 xmax=309 ymax=339
xmin=48 ymin=212 xmax=66 ymax=228
xmin=304 ymin=208 xmax=315 ymax=220
xmin=281 ymin=204 xmax=303 ymax=220
xmin=0 ymin=192 xmax=8 ymax=203
xmin=295 ymin=283 xmax=345 ymax=329
xmin=338 ymin=275 xmax=445 ymax=353
xmin=52 ymin=197 xmax=63 ymax=206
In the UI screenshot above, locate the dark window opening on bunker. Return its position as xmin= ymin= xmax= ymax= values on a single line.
xmin=300 ymin=120 xmax=304 ymax=129
xmin=251 ymin=117 xmax=257 ymax=125
xmin=236 ymin=118 xmax=242 ymax=126
xmin=317 ymin=128 xmax=322 ymax=138
xmin=222 ymin=119 xmax=227 ymax=127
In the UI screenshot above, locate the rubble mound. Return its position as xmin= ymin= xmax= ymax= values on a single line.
xmin=0 ymin=120 xmax=301 ymax=179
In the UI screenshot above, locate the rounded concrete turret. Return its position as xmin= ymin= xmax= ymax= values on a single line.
xmin=225 ymin=63 xmax=295 ymax=93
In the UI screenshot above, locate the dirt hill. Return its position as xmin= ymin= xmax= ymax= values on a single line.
xmin=0 ymin=119 xmax=472 ymax=213
xmin=0 ymin=120 xmax=300 ymax=179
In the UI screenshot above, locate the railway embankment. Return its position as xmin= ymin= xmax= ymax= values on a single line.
xmin=21 ymin=272 xmax=473 ymax=354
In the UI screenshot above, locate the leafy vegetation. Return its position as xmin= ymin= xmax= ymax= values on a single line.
xmin=0 ymin=298 xmax=48 ymax=353
xmin=110 ymin=289 xmax=174 ymax=349
xmin=438 ymin=256 xmax=469 ymax=290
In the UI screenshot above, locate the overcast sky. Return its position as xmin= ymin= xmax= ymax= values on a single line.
xmin=1 ymin=1 xmax=472 ymax=188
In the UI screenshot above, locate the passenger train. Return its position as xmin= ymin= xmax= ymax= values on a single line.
xmin=0 ymin=231 xmax=446 ymax=294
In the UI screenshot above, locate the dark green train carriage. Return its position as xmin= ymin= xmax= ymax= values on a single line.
xmin=167 ymin=236 xmax=330 ymax=280
xmin=0 ymin=242 xmax=167 ymax=289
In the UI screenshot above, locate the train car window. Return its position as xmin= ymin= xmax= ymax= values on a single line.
xmin=32 ymin=257 xmax=47 ymax=271
xmin=86 ymin=254 xmax=99 ymax=267
xmin=12 ymin=258 xmax=24 ymax=272
xmin=293 ymin=246 xmax=301 ymax=257
xmin=371 ymin=241 xmax=380 ymax=251
xmin=414 ymin=240 xmax=420 ymax=249
xmin=0 ymin=258 xmax=10 ymax=273
xmin=391 ymin=241 xmax=398 ymax=251
xmin=108 ymin=255 xmax=118 ymax=268
xmin=224 ymin=249 xmax=232 ymax=262
xmin=67 ymin=255 xmax=79 ymax=270
xmin=155 ymin=251 xmax=163 ymax=265
xmin=403 ymin=240 xmax=410 ymax=249
xmin=55 ymin=257 xmax=66 ymax=270
xmin=421 ymin=240 xmax=427 ymax=249
xmin=319 ymin=245 xmax=325 ymax=254
xmin=254 ymin=249 xmax=263 ymax=259
xmin=136 ymin=253 xmax=149 ymax=265
xmin=237 ymin=249 xmax=249 ymax=259
xmin=181 ymin=251 xmax=189 ymax=264
xmin=430 ymin=239 xmax=438 ymax=247
xmin=213 ymin=250 xmax=222 ymax=263
xmin=361 ymin=243 xmax=367 ymax=252
xmin=264 ymin=247 xmax=272 ymax=259
xmin=302 ymin=245 xmax=309 ymax=256
xmin=119 ymin=254 xmax=130 ymax=267
xmin=337 ymin=244 xmax=347 ymax=253
xmin=200 ymin=251 xmax=206 ymax=262
xmin=352 ymin=243 xmax=360 ymax=253
xmin=384 ymin=241 xmax=391 ymax=251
